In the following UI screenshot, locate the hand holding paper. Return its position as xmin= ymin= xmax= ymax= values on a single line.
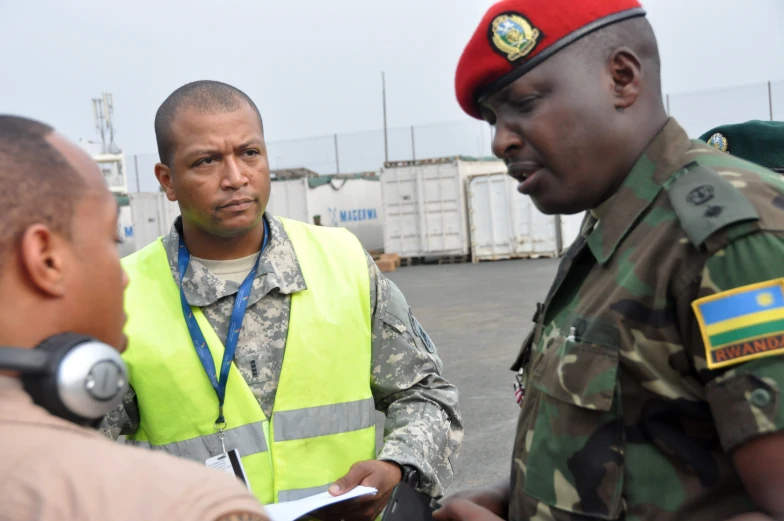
xmin=264 ymin=486 xmax=378 ymax=521
xmin=312 ymin=460 xmax=403 ymax=521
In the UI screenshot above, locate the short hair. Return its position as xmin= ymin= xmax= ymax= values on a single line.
xmin=573 ymin=17 xmax=662 ymax=95
xmin=154 ymin=80 xmax=264 ymax=166
xmin=0 ymin=115 xmax=88 ymax=268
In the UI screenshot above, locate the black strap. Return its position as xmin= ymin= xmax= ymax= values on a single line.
xmin=0 ymin=347 xmax=49 ymax=374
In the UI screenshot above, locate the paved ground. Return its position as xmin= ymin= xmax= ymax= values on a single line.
xmin=380 ymin=257 xmax=560 ymax=497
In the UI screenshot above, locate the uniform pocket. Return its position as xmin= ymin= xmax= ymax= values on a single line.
xmin=522 ymin=326 xmax=624 ymax=520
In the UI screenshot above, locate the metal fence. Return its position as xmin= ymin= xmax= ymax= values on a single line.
xmin=667 ymin=79 xmax=783 ymax=139
xmin=125 ymin=79 xmax=784 ymax=192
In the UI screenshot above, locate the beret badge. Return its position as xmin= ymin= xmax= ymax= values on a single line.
xmin=489 ymin=13 xmax=543 ymax=63
xmin=707 ymin=132 xmax=729 ymax=152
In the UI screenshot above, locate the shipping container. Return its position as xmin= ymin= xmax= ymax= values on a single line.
xmin=125 ymin=192 xmax=181 ymax=255
xmin=559 ymin=211 xmax=586 ymax=252
xmin=266 ymin=174 xmax=384 ymax=252
xmin=115 ymin=194 xmax=136 ymax=258
xmin=466 ymin=172 xmax=587 ymax=262
xmin=380 ymin=156 xmax=507 ymax=259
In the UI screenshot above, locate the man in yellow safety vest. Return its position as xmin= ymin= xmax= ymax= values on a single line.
xmin=100 ymin=80 xmax=463 ymax=521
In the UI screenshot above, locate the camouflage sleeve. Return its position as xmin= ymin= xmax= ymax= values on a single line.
xmin=364 ymin=252 xmax=464 ymax=497
xmin=685 ymin=230 xmax=784 ymax=452
xmin=97 ymin=385 xmax=141 ymax=440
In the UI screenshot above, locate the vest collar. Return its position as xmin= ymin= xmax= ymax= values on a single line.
xmin=163 ymin=213 xmax=308 ymax=307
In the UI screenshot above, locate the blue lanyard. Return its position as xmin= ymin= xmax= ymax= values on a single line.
xmin=177 ymin=218 xmax=269 ymax=427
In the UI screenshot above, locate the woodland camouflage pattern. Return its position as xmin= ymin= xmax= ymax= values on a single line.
xmin=99 ymin=213 xmax=463 ymax=497
xmin=509 ymin=119 xmax=784 ymax=521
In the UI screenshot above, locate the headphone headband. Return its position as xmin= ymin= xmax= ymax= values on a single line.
xmin=0 ymin=347 xmax=49 ymax=373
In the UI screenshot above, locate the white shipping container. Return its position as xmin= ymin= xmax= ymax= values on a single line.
xmin=380 ymin=157 xmax=507 ymax=258
xmin=559 ymin=211 xmax=586 ymax=252
xmin=266 ymin=176 xmax=384 ymax=252
xmin=159 ymin=194 xmax=182 ymax=236
xmin=466 ymin=172 xmax=587 ymax=262
xmin=116 ymin=198 xmax=136 ymax=258
xmin=127 ymin=192 xmax=181 ymax=254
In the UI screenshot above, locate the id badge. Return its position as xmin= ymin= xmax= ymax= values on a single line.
xmin=206 ymin=449 xmax=250 ymax=488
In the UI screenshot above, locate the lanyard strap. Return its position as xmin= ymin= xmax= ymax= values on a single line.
xmin=177 ymin=218 xmax=269 ymax=427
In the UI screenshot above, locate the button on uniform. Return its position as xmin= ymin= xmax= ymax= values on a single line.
xmin=750 ymin=388 xmax=772 ymax=408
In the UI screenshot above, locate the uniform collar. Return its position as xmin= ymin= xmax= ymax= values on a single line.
xmin=162 ymin=212 xmax=308 ymax=307
xmin=0 ymin=375 xmax=99 ymax=436
xmin=586 ymin=118 xmax=693 ymax=264
xmin=0 ymin=374 xmax=23 ymax=391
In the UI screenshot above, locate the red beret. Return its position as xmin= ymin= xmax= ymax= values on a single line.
xmin=455 ymin=0 xmax=646 ymax=119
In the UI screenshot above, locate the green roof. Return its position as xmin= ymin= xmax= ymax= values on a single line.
xmin=458 ymin=155 xmax=500 ymax=162
xmin=306 ymin=173 xmax=379 ymax=189
xmin=383 ymin=155 xmax=501 ymax=168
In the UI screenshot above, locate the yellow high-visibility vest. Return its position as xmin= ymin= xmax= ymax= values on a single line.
xmin=120 ymin=217 xmax=376 ymax=504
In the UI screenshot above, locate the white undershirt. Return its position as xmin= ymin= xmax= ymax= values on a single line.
xmin=191 ymin=251 xmax=261 ymax=284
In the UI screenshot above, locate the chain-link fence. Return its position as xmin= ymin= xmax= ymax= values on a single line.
xmin=667 ymin=80 xmax=782 ymax=138
xmin=262 ymin=119 xmax=494 ymax=176
xmin=124 ymin=79 xmax=784 ymax=192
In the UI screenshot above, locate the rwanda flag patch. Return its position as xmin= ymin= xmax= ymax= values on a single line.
xmin=693 ymin=278 xmax=784 ymax=369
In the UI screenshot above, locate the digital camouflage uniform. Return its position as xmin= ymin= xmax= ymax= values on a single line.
xmin=508 ymin=118 xmax=784 ymax=521
xmin=100 ymin=213 xmax=463 ymax=496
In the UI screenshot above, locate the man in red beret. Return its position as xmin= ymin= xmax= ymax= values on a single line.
xmin=437 ymin=1 xmax=784 ymax=520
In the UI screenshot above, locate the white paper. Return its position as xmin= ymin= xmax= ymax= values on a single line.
xmin=264 ymin=486 xmax=378 ymax=521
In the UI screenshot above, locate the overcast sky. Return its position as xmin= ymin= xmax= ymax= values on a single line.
xmin=1 ymin=0 xmax=783 ymax=189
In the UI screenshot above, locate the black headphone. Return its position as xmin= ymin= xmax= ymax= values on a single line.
xmin=0 ymin=332 xmax=128 ymax=427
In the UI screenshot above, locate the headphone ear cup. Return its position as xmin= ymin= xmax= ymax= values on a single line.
xmin=22 ymin=333 xmax=129 ymax=427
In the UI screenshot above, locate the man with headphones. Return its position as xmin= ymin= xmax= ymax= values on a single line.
xmin=0 ymin=115 xmax=269 ymax=521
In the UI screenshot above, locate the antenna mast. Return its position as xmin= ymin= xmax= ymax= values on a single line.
xmin=91 ymin=92 xmax=119 ymax=154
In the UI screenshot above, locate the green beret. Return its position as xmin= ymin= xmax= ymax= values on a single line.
xmin=698 ymin=120 xmax=784 ymax=171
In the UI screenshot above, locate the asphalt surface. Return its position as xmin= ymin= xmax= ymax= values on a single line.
xmin=382 ymin=257 xmax=560 ymax=497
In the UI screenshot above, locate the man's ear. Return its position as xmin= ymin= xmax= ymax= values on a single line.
xmin=609 ymin=48 xmax=642 ymax=111
xmin=155 ymin=163 xmax=177 ymax=202
xmin=19 ymin=224 xmax=68 ymax=297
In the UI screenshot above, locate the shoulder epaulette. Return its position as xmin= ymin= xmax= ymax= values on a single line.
xmin=665 ymin=162 xmax=759 ymax=247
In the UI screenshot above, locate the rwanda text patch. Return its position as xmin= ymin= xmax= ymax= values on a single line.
xmin=693 ymin=278 xmax=784 ymax=369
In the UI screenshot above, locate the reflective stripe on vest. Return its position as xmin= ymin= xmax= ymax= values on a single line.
xmin=274 ymin=397 xmax=376 ymax=441
xmin=124 ymin=397 xmax=376 ymax=457
xmin=126 ymin=421 xmax=269 ymax=460
xmin=120 ymin=217 xmax=375 ymax=504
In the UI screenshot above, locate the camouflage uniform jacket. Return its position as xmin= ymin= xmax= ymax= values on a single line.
xmin=509 ymin=118 xmax=784 ymax=521
xmin=100 ymin=213 xmax=463 ymax=497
